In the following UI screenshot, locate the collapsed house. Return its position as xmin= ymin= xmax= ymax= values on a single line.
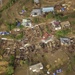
xmin=51 ymin=20 xmax=61 ymax=31
xmin=60 ymin=21 xmax=70 ymax=28
xmin=41 ymin=33 xmax=54 ymax=44
xmin=21 ymin=19 xmax=33 ymax=28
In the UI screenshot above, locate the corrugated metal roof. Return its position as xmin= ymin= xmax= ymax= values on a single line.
xmin=42 ymin=7 xmax=54 ymax=12
xmin=31 ymin=9 xmax=42 ymax=16
xmin=60 ymin=38 xmax=70 ymax=44
xmin=29 ymin=63 xmax=43 ymax=72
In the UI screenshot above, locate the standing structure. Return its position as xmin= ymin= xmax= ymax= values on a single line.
xmin=29 ymin=63 xmax=43 ymax=72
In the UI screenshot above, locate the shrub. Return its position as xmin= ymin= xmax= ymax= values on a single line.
xmin=16 ymin=32 xmax=24 ymax=40
xmin=6 ymin=66 xmax=14 ymax=75
xmin=55 ymin=29 xmax=71 ymax=38
xmin=6 ymin=22 xmax=16 ymax=30
xmin=46 ymin=13 xmax=53 ymax=19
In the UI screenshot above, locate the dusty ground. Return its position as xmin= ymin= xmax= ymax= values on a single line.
xmin=0 ymin=61 xmax=8 ymax=74
xmin=14 ymin=64 xmax=28 ymax=75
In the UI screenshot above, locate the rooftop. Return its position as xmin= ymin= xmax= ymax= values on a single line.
xmin=0 ymin=31 xmax=10 ymax=35
xmin=29 ymin=63 xmax=43 ymax=72
xmin=42 ymin=7 xmax=54 ymax=13
xmin=21 ymin=19 xmax=33 ymax=28
xmin=31 ymin=9 xmax=42 ymax=17
xmin=41 ymin=33 xmax=54 ymax=43
xmin=60 ymin=37 xmax=71 ymax=45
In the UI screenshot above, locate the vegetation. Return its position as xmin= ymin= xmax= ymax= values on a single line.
xmin=32 ymin=0 xmax=34 ymax=4
xmin=0 ymin=0 xmax=18 ymax=12
xmin=46 ymin=13 xmax=53 ymax=19
xmin=46 ymin=25 xmax=51 ymax=33
xmin=15 ymin=32 xmax=24 ymax=40
xmin=68 ymin=12 xmax=75 ymax=18
xmin=6 ymin=22 xmax=23 ymax=31
xmin=70 ymin=55 xmax=75 ymax=70
xmin=6 ymin=66 xmax=14 ymax=75
xmin=55 ymin=29 xmax=71 ymax=38
xmin=0 ymin=49 xmax=6 ymax=58
xmin=0 ymin=0 xmax=75 ymax=75
xmin=18 ymin=25 xmax=24 ymax=29
xmin=6 ymin=22 xmax=16 ymax=31
xmin=55 ymin=12 xmax=75 ymax=22
xmin=55 ymin=15 xmax=68 ymax=21
xmin=66 ymin=55 xmax=75 ymax=74
xmin=70 ymin=20 xmax=75 ymax=25
xmin=33 ymin=17 xmax=40 ymax=24
xmin=9 ymin=55 xmax=15 ymax=66
xmin=6 ymin=55 xmax=15 ymax=75
xmin=73 ymin=31 xmax=75 ymax=34
xmin=66 ymin=63 xmax=73 ymax=73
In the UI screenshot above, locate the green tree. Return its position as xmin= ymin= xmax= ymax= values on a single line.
xmin=9 ymin=55 xmax=15 ymax=66
xmin=6 ymin=66 xmax=14 ymax=75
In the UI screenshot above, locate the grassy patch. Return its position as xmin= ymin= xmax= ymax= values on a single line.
xmin=46 ymin=25 xmax=51 ymax=33
xmin=6 ymin=22 xmax=24 ymax=31
xmin=73 ymin=31 xmax=75 ymax=34
xmin=55 ymin=15 xmax=68 ymax=21
xmin=70 ymin=21 xmax=75 ymax=25
xmin=33 ymin=17 xmax=40 ymax=24
xmin=54 ymin=12 xmax=69 ymax=21
xmin=68 ymin=12 xmax=75 ymax=18
xmin=6 ymin=66 xmax=14 ymax=75
xmin=15 ymin=32 xmax=24 ymax=40
xmin=18 ymin=25 xmax=24 ymax=29
xmin=55 ymin=29 xmax=71 ymax=38
xmin=0 ymin=0 xmax=18 ymax=12
xmin=6 ymin=22 xmax=16 ymax=31
xmin=46 ymin=13 xmax=53 ymax=19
